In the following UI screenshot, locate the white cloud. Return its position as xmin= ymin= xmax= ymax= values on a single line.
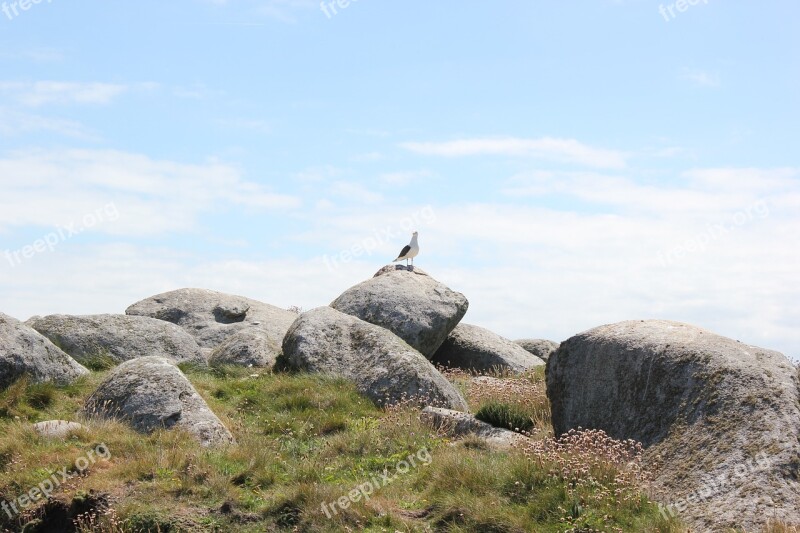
xmin=0 ymin=107 xmax=96 ymax=139
xmin=330 ymin=181 xmax=383 ymax=204
xmin=172 ymin=83 xmax=222 ymax=100
xmin=255 ymin=0 xmax=319 ymax=22
xmin=502 ymin=168 xmax=799 ymax=215
xmin=294 ymin=165 xmax=344 ymax=183
xmin=680 ymin=68 xmax=721 ymax=88
xmin=0 ymin=149 xmax=301 ymax=235
xmin=199 ymin=0 xmax=318 ymax=22
xmin=1 ymin=154 xmax=797 ymax=362
xmin=0 ymin=47 xmax=64 ymax=62
xmin=0 ymin=81 xmax=157 ymax=107
xmin=349 ymin=152 xmax=383 ymax=163
xmin=216 ymin=117 xmax=272 ymax=134
xmin=400 ymin=137 xmax=628 ymax=169
xmin=1 ymin=186 xmax=797 ymax=361
xmin=379 ymin=170 xmax=434 ymax=186
xmin=286 ymin=168 xmax=800 ymax=359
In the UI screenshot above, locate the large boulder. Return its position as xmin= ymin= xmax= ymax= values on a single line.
xmin=547 ymin=320 xmax=800 ymax=532
xmin=514 ymin=338 xmax=559 ymax=363
xmin=432 ymin=324 xmax=545 ymax=373
xmin=208 ymin=328 xmax=280 ymax=368
xmin=82 ymin=357 xmax=234 ymax=447
xmin=281 ymin=307 xmax=468 ymax=410
xmin=125 ymin=288 xmax=296 ymax=353
xmin=26 ymin=314 xmax=206 ymax=367
xmin=330 ymin=267 xmax=468 ymax=358
xmin=0 ymin=313 xmax=89 ymax=389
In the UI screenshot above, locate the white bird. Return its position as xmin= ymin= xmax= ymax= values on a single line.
xmin=393 ymin=231 xmax=419 ymax=267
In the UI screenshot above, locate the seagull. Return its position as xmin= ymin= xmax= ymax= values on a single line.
xmin=393 ymin=231 xmax=419 ymax=267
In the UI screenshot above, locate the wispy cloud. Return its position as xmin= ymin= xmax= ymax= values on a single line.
xmin=330 ymin=181 xmax=383 ymax=204
xmin=400 ymin=137 xmax=628 ymax=169
xmin=256 ymin=0 xmax=318 ymax=22
xmin=217 ymin=117 xmax=272 ymax=134
xmin=172 ymin=83 xmax=218 ymax=100
xmin=379 ymin=170 xmax=434 ymax=186
xmin=0 ymin=149 xmax=301 ymax=235
xmin=0 ymin=107 xmax=96 ymax=139
xmin=501 ymin=167 xmax=799 ymax=214
xmin=680 ymin=68 xmax=721 ymax=88
xmin=349 ymin=152 xmax=383 ymax=163
xmin=200 ymin=0 xmax=318 ymax=23
xmin=0 ymin=47 xmax=64 ymax=62
xmin=0 ymin=81 xmax=157 ymax=107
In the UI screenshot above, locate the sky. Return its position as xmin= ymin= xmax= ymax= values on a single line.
xmin=0 ymin=1 xmax=798 ymax=360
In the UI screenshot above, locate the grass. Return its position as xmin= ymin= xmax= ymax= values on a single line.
xmin=445 ymin=367 xmax=552 ymax=438
xmin=0 ymin=365 xmax=686 ymax=532
xmin=474 ymin=402 xmax=535 ymax=433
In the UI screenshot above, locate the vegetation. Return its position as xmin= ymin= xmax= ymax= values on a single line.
xmin=0 ymin=365 xmax=687 ymax=532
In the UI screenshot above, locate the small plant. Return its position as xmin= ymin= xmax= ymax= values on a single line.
xmin=449 ymin=368 xmax=552 ymax=435
xmin=0 ymin=377 xmax=57 ymax=418
xmin=26 ymin=382 xmax=57 ymax=410
xmin=79 ymin=351 xmax=118 ymax=371
xmin=475 ymin=401 xmax=534 ymax=432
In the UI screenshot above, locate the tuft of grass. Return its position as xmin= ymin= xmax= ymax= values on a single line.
xmin=475 ymin=401 xmax=534 ymax=433
xmin=444 ymin=366 xmax=552 ymax=436
xmin=79 ymin=351 xmax=118 ymax=372
xmin=0 ymin=377 xmax=57 ymax=419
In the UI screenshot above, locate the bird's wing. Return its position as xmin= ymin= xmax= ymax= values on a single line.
xmin=394 ymin=244 xmax=411 ymax=260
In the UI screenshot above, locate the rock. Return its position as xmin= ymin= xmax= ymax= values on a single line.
xmin=281 ymin=307 xmax=468 ymax=410
xmin=372 ymin=264 xmax=429 ymax=277
xmin=421 ymin=407 xmax=528 ymax=450
xmin=208 ymin=328 xmax=280 ymax=368
xmin=514 ymin=339 xmax=559 ymax=363
xmin=125 ymin=288 xmax=297 ymax=353
xmin=432 ymin=324 xmax=545 ymax=373
xmin=82 ymin=357 xmax=234 ymax=447
xmin=32 ymin=420 xmax=85 ymax=439
xmin=26 ymin=314 xmax=206 ymax=367
xmin=547 ymin=319 xmax=800 ymax=532
xmin=330 ymin=267 xmax=468 ymax=358
xmin=0 ymin=313 xmax=89 ymax=389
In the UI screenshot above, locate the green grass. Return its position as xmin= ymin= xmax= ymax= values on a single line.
xmin=474 ymin=401 xmax=535 ymax=433
xmin=0 ymin=366 xmax=685 ymax=532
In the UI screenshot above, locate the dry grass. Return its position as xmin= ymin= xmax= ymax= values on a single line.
xmin=442 ymin=366 xmax=552 ymax=437
xmin=763 ymin=521 xmax=800 ymax=533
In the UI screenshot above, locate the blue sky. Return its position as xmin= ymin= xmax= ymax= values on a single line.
xmin=1 ymin=1 xmax=798 ymax=359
